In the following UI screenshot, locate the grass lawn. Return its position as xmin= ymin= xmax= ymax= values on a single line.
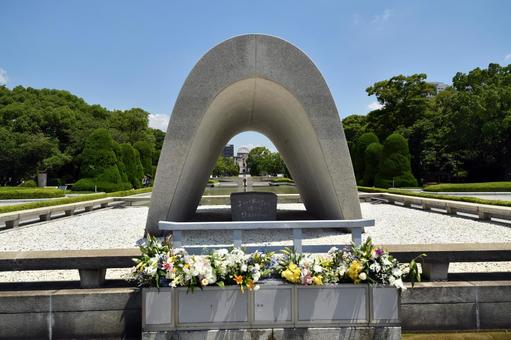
xmin=358 ymin=186 xmax=511 ymax=208
xmin=403 ymin=331 xmax=511 ymax=339
xmin=424 ymin=182 xmax=511 ymax=192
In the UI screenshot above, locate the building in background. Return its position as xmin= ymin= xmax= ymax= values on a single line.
xmin=430 ymin=82 xmax=449 ymax=94
xmin=223 ymin=144 xmax=234 ymax=158
xmin=235 ymin=146 xmax=251 ymax=174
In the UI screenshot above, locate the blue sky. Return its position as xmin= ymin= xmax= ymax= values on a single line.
xmin=1 ymin=1 xmax=510 ymax=152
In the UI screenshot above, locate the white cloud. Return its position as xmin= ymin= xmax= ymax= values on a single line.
xmin=0 ymin=68 xmax=8 ymax=86
xmin=148 ymin=113 xmax=169 ymax=131
xmin=368 ymin=101 xmax=384 ymax=111
xmin=505 ymin=53 xmax=511 ymax=61
xmin=371 ymin=9 xmax=393 ymax=25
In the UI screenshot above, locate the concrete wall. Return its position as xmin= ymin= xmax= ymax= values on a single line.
xmin=1 ymin=281 xmax=510 ymax=338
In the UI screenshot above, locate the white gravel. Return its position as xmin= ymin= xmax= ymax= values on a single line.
xmin=1 ymin=203 xmax=510 ymax=282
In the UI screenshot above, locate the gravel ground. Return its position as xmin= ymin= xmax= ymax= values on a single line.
xmin=1 ymin=203 xmax=510 ymax=282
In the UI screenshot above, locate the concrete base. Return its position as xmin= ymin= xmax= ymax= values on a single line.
xmin=78 ymin=268 xmax=106 ymax=288
xmin=421 ymin=263 xmax=449 ymax=281
xmin=5 ymin=219 xmax=19 ymax=228
xmin=39 ymin=213 xmax=51 ymax=221
xmin=65 ymin=209 xmax=75 ymax=216
xmin=84 ymin=206 xmax=93 ymax=212
xmin=142 ymin=327 xmax=401 ymax=340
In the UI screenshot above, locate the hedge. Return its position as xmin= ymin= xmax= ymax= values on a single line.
xmin=270 ymin=177 xmax=294 ymax=183
xmin=18 ymin=180 xmax=37 ymax=187
xmin=424 ymin=182 xmax=511 ymax=192
xmin=0 ymin=187 xmax=152 ymax=214
xmin=0 ymin=187 xmax=65 ymax=199
xmin=357 ymin=186 xmax=511 ymax=208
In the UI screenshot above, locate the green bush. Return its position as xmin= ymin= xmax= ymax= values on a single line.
xmin=134 ymin=141 xmax=155 ymax=176
xmin=357 ymin=186 xmax=511 ymax=208
xmin=375 ymin=134 xmax=418 ymax=188
xmin=0 ymin=187 xmax=152 ymax=214
xmin=120 ymin=143 xmax=144 ymax=188
xmin=79 ymin=128 xmax=132 ymax=190
xmin=270 ymin=177 xmax=294 ymax=183
xmin=72 ymin=178 xmax=132 ymax=193
xmin=0 ymin=187 xmax=65 ymax=199
xmin=353 ymin=132 xmax=379 ymax=182
xmin=424 ymin=182 xmax=511 ymax=192
xmin=18 ymin=180 xmax=37 ymax=187
xmin=362 ymin=142 xmax=383 ymax=187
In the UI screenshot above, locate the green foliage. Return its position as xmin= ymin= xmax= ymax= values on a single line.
xmin=134 ymin=141 xmax=155 ymax=176
xmin=120 ymin=143 xmax=144 ymax=188
xmin=357 ymin=186 xmax=511 ymax=207
xmin=212 ymin=157 xmax=239 ymax=177
xmin=18 ymin=180 xmax=37 ymax=187
xmin=353 ymin=132 xmax=379 ymax=182
xmin=424 ymin=182 xmax=511 ymax=192
xmin=0 ymin=86 xmax=163 ymax=186
xmin=72 ymin=178 xmax=132 ymax=193
xmin=0 ymin=187 xmax=152 ymax=214
xmin=78 ymin=128 xmax=132 ymax=190
xmin=270 ymin=177 xmax=294 ymax=183
xmin=346 ymin=64 xmax=511 ymax=183
xmin=362 ymin=142 xmax=383 ymax=186
xmin=246 ymin=147 xmax=288 ymax=176
xmin=375 ymin=134 xmax=418 ymax=188
xmin=0 ymin=187 xmax=65 ymax=199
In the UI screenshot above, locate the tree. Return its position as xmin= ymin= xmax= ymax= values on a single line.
xmin=120 ymin=143 xmax=144 ymax=188
xmin=342 ymin=114 xmax=368 ymax=153
xmin=76 ymin=128 xmax=131 ymax=192
xmin=134 ymin=141 xmax=155 ymax=176
xmin=246 ymin=147 xmax=272 ymax=176
xmin=375 ymin=134 xmax=417 ymax=188
xmin=366 ymin=74 xmax=436 ymax=181
xmin=212 ymin=157 xmax=239 ymax=177
xmin=362 ymin=142 xmax=383 ymax=187
xmin=353 ymin=133 xmax=379 ymax=183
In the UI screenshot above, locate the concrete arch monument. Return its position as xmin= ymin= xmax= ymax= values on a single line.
xmin=146 ymin=34 xmax=361 ymax=235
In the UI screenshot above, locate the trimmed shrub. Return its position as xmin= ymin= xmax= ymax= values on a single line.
xmin=79 ymin=128 xmax=131 ymax=190
xmin=362 ymin=142 xmax=383 ymax=187
xmin=353 ymin=133 xmax=379 ymax=183
xmin=120 ymin=143 xmax=144 ymax=188
xmin=270 ymin=177 xmax=294 ymax=183
xmin=134 ymin=141 xmax=155 ymax=176
xmin=0 ymin=187 xmax=152 ymax=214
xmin=72 ymin=178 xmax=132 ymax=193
xmin=0 ymin=187 xmax=65 ymax=199
xmin=375 ymin=134 xmax=418 ymax=188
xmin=424 ymin=182 xmax=511 ymax=192
xmin=18 ymin=180 xmax=37 ymax=187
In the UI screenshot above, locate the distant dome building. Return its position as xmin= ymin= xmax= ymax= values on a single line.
xmin=235 ymin=146 xmax=251 ymax=174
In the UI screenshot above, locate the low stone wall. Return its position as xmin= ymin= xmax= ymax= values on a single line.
xmin=1 ymin=281 xmax=510 ymax=339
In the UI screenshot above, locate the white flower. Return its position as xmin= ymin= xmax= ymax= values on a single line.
xmin=313 ymin=264 xmax=323 ymax=273
xmin=369 ymin=263 xmax=381 ymax=273
xmin=392 ymin=268 xmax=402 ymax=277
xmin=359 ymin=272 xmax=367 ymax=281
xmin=201 ymin=278 xmax=209 ymax=286
xmin=241 ymin=264 xmax=248 ymax=272
xmin=253 ymin=284 xmax=260 ymax=291
xmin=392 ymin=278 xmax=406 ymax=290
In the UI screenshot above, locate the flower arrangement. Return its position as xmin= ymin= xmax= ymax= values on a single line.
xmin=130 ymin=236 xmax=423 ymax=291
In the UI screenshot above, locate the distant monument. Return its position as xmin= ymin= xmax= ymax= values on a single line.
xmin=146 ymin=34 xmax=361 ymax=235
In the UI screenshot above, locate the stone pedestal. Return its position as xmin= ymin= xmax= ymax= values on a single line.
xmin=230 ymin=192 xmax=277 ymax=221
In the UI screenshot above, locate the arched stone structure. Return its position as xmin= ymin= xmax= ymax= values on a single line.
xmin=146 ymin=34 xmax=361 ymax=235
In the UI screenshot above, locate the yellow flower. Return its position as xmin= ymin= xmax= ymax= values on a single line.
xmin=347 ymin=260 xmax=363 ymax=284
xmin=312 ymin=275 xmax=323 ymax=285
xmin=281 ymin=262 xmax=301 ymax=283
